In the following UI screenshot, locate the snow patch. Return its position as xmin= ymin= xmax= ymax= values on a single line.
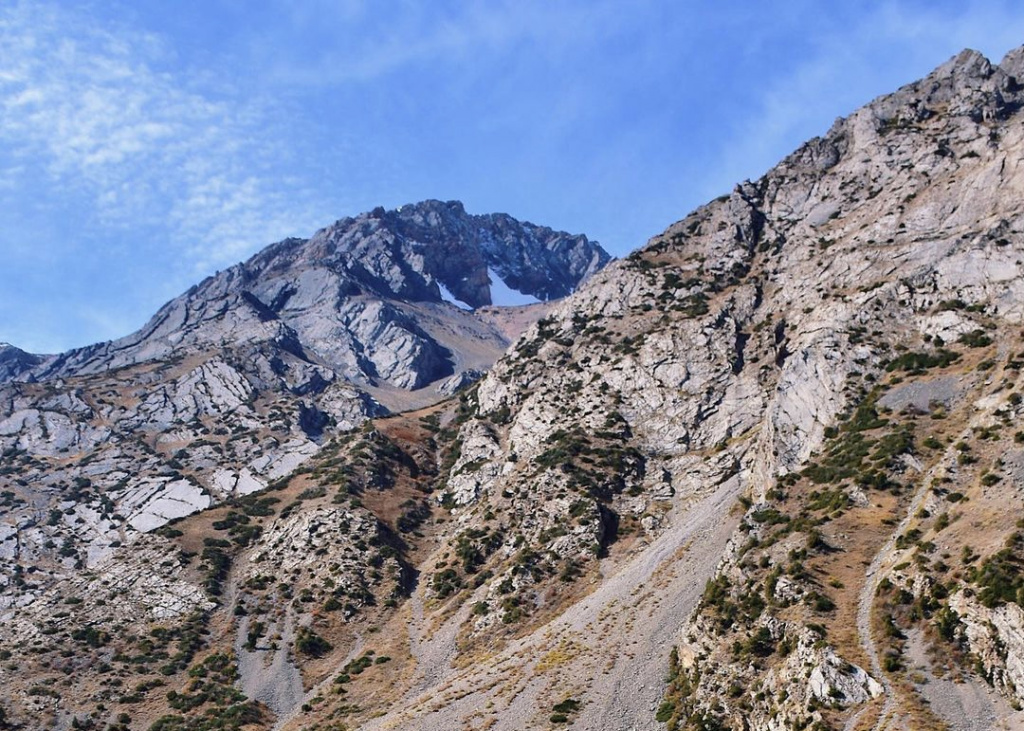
xmin=487 ymin=267 xmax=541 ymax=306
xmin=438 ymin=280 xmax=473 ymax=310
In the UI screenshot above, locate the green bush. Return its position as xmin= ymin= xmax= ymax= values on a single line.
xmin=885 ymin=349 xmax=959 ymax=373
xmin=970 ymin=534 xmax=1024 ymax=608
xmin=552 ymin=698 xmax=580 ymax=714
xmin=294 ymin=628 xmax=333 ymax=658
xmin=958 ymin=330 xmax=993 ymax=348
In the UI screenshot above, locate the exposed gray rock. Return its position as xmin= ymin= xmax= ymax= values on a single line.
xmin=362 ymin=44 xmax=1024 ymax=731
xmin=8 ymin=201 xmax=608 ymax=393
xmin=878 ymin=373 xmax=971 ymax=413
xmin=12 ymin=42 xmax=1024 ymax=731
xmin=0 ymin=343 xmax=44 ymax=381
xmin=0 ymin=202 xmax=608 ymax=634
xmin=437 ymin=368 xmax=485 ymax=397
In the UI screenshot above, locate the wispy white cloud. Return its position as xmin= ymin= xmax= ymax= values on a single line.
xmin=4 ymin=0 xmax=1024 ymax=355
xmin=0 ymin=0 xmax=332 ymax=274
xmin=262 ymin=0 xmax=629 ymax=86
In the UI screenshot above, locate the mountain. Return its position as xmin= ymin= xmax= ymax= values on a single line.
xmin=0 ymin=200 xmax=606 ymax=619
xmin=9 ymin=200 xmax=608 ymax=396
xmin=5 ymin=46 xmax=1024 ymax=731
xmin=0 ymin=343 xmax=43 ymax=382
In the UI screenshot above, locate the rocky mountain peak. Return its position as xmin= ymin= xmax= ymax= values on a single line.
xmin=0 ymin=342 xmax=43 ymax=381
xmin=290 ymin=198 xmax=609 ymax=308
xmin=9 ymin=201 xmax=608 ymax=396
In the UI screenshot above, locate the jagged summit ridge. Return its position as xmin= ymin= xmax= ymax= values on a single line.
xmin=329 ymin=200 xmax=609 ymax=306
xmin=239 ymin=199 xmax=607 ymax=311
xmin=12 ymin=200 xmax=609 ymax=392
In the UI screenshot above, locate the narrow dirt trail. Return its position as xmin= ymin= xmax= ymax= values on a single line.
xmin=362 ymin=480 xmax=741 ymax=731
xmin=845 ymin=460 xmax=934 ymax=731
xmin=847 ymin=381 xmax=998 ymax=731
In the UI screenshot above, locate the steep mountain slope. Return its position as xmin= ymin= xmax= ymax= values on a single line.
xmin=5 ymin=45 xmax=1024 ymax=731
xmin=0 ymin=201 xmax=606 ymax=626
xmin=419 ymin=46 xmax=1024 ymax=731
xmin=347 ymin=45 xmax=1024 ymax=731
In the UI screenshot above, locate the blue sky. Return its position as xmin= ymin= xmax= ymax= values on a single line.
xmin=3 ymin=1 xmax=1024 ymax=353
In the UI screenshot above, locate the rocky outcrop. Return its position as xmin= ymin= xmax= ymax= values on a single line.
xmin=949 ymin=593 xmax=1024 ymax=698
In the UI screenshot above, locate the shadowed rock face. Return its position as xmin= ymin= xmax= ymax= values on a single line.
xmin=356 ymin=200 xmax=610 ymax=305
xmin=0 ymin=343 xmax=43 ymax=381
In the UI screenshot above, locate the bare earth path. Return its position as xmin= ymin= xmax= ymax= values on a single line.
xmin=845 ymin=449 xmax=941 ymax=731
xmin=236 ymin=607 xmax=304 ymax=728
xmin=905 ymin=628 xmax=1013 ymax=731
xmin=847 ymin=379 xmax=1016 ymax=731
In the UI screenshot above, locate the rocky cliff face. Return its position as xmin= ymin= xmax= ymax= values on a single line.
xmin=0 ymin=201 xmax=606 ymax=638
xmin=5 ymin=46 xmax=1024 ymax=731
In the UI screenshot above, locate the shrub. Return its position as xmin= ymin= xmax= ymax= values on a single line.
xmin=71 ymin=626 xmax=110 ymax=648
xmin=883 ymin=651 xmax=903 ymax=672
xmin=885 ymin=350 xmax=959 ymax=372
xmin=656 ymin=700 xmax=675 ymax=722
xmin=295 ymin=628 xmax=332 ymax=658
xmin=959 ymin=330 xmax=993 ymax=348
xmin=970 ymin=536 xmax=1024 ymax=608
xmin=808 ymin=592 xmax=836 ymax=613
xmin=552 ymin=698 xmax=581 ymax=714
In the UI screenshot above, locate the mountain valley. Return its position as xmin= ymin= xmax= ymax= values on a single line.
xmin=4 ymin=46 xmax=1024 ymax=731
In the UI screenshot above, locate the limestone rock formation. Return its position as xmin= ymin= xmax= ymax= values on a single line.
xmin=6 ymin=45 xmax=1024 ymax=731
